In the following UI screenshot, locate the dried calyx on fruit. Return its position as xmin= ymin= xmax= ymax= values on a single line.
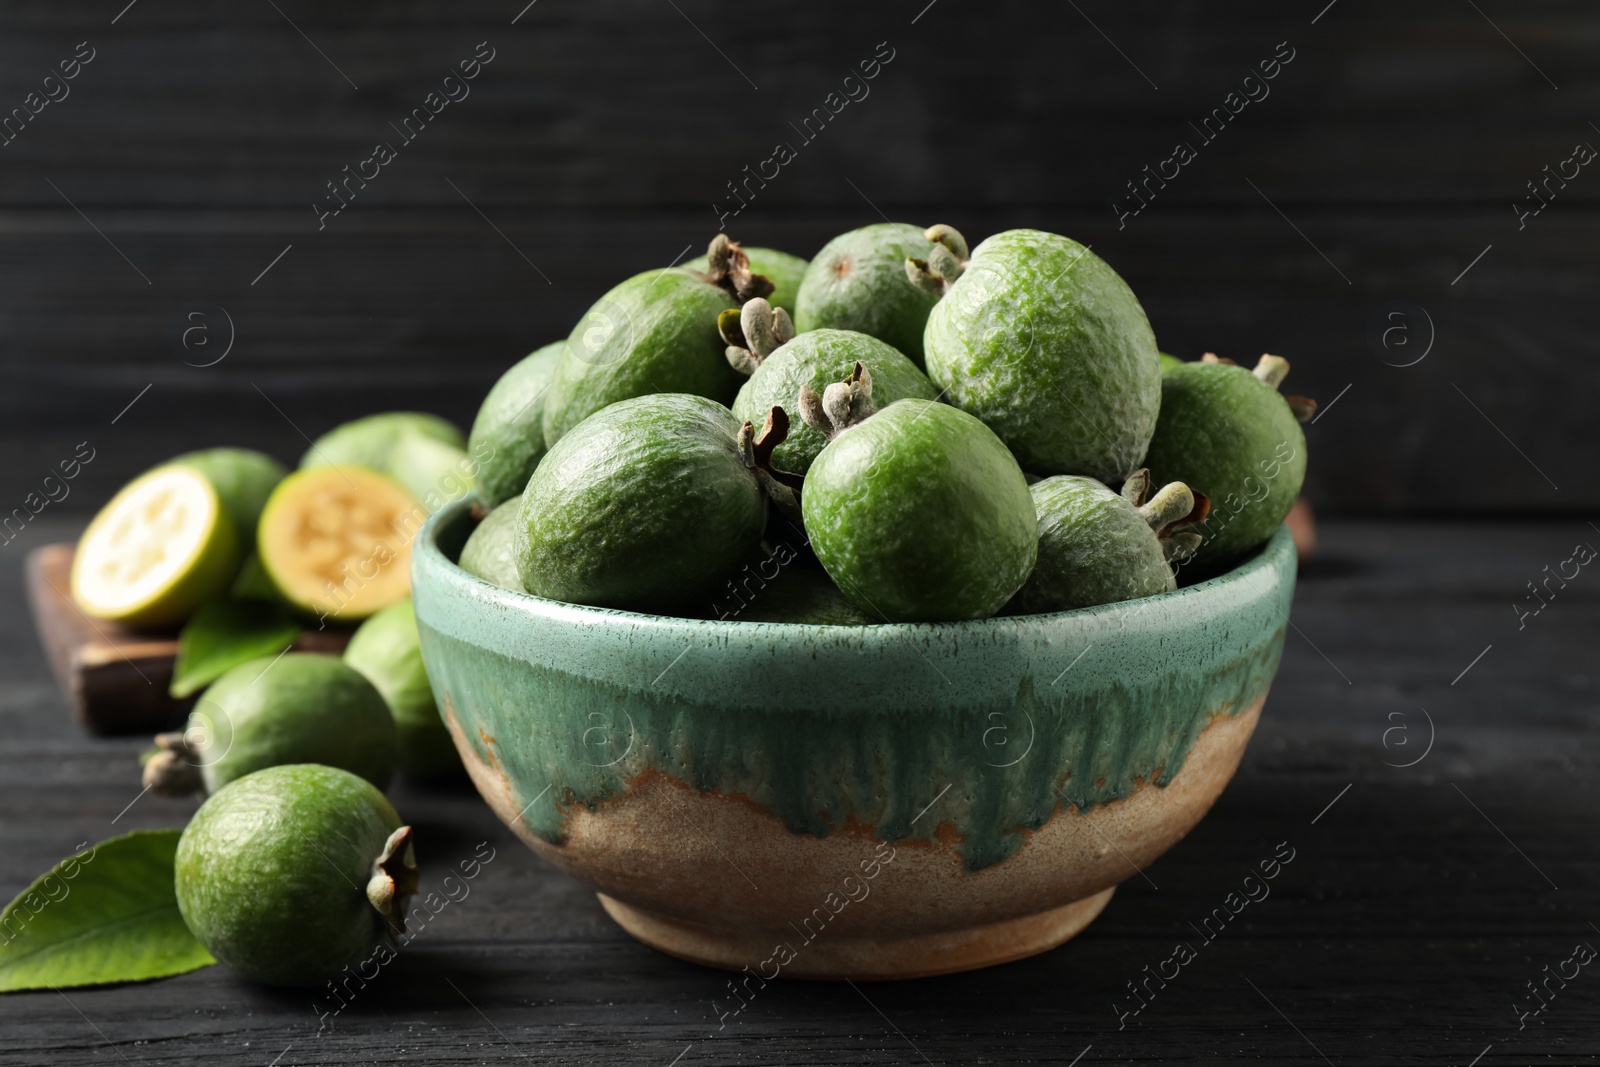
xmin=699 ymin=233 xmax=776 ymax=305
xmin=738 ymin=406 xmax=804 ymax=520
xmin=1119 ymin=468 xmax=1211 ymax=565
xmin=903 ymin=224 xmax=970 ymax=295
xmin=367 ymin=825 xmax=421 ymax=938
xmin=797 ymin=361 xmax=878 ymax=440
xmin=719 ymin=297 xmax=796 ymax=376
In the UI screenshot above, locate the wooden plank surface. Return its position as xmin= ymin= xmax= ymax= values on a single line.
xmin=0 ymin=514 xmax=1595 ymax=1065
xmin=0 ymin=0 xmax=1597 ymax=514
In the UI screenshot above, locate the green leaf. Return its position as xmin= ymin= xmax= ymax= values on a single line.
xmin=170 ymin=596 xmax=298 ymax=698
xmin=0 ymin=830 xmax=215 ymax=992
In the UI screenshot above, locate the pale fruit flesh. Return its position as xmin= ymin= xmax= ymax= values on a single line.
xmin=258 ymin=467 xmax=420 ymax=623
xmin=71 ymin=466 xmax=240 ymax=628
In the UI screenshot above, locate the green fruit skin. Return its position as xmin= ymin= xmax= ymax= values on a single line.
xmin=1158 ymin=351 xmax=1185 ymax=373
xmin=714 ymin=563 xmax=876 ymax=625
xmin=1008 ymin=476 xmax=1175 ymax=614
xmin=731 ymin=329 xmax=937 ymax=475
xmin=518 ymin=394 xmax=766 ymax=613
xmin=541 ymin=270 xmax=741 ymax=448
xmin=794 ymin=223 xmax=940 ymax=366
xmin=176 ymin=764 xmax=404 ymax=988
xmin=299 ymin=412 xmax=464 ymax=473
xmin=923 ymin=229 xmax=1161 ymax=482
xmin=1143 ymin=361 xmax=1307 ymax=574
xmin=683 ymin=247 xmax=809 ymax=315
xmin=190 ymin=653 xmax=399 ymax=793
xmin=802 ymin=399 xmax=1038 ymax=622
xmin=469 ymin=343 xmax=563 ymax=505
xmin=458 ymin=494 xmax=525 ymax=592
xmin=345 ymin=599 xmax=461 ymax=778
xmin=388 ymin=432 xmax=475 ymax=505
xmin=165 ymin=449 xmax=287 ymax=551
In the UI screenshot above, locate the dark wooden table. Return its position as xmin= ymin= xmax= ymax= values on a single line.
xmin=1 ymin=513 xmax=1594 ymax=1066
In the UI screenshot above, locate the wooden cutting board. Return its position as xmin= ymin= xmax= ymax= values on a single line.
xmin=24 ymin=543 xmax=350 ymax=735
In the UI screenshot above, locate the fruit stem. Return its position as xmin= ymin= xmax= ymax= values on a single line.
xmin=1252 ymin=353 xmax=1290 ymax=389
xmin=367 ymin=825 xmax=420 ymax=939
xmin=1137 ymin=481 xmax=1196 ymax=531
xmin=702 ymin=235 xmax=776 ymax=304
xmin=720 ymin=298 xmax=794 ymax=375
xmin=141 ymin=731 xmax=203 ymax=797
xmin=904 ymin=223 xmax=971 ymax=295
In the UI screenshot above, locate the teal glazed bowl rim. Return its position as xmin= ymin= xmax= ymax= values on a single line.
xmin=411 ymin=497 xmax=1294 ymax=977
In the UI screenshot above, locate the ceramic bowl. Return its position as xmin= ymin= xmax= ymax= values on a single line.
xmin=412 ymin=497 xmax=1294 ymax=980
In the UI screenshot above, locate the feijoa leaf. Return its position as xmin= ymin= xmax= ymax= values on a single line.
xmin=170 ymin=597 xmax=298 ymax=698
xmin=0 ymin=830 xmax=215 ymax=992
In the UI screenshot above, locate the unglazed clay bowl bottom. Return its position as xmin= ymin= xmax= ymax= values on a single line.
xmin=412 ymin=498 xmax=1295 ymax=980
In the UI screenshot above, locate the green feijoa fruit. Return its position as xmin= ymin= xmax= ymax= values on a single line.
xmin=387 ymin=431 xmax=475 ymax=507
xmin=1007 ymin=471 xmax=1204 ymax=614
xmin=918 ymin=226 xmax=1161 ymax=482
xmin=518 ymin=394 xmax=766 ymax=612
xmin=345 ymin=599 xmax=460 ymax=778
xmin=541 ymin=236 xmax=774 ymax=447
xmin=458 ymin=494 xmax=525 ymax=591
xmin=175 ymin=764 xmax=417 ymax=988
xmin=141 ymin=652 xmax=399 ymax=797
xmin=714 ymin=564 xmax=875 ymax=625
xmin=163 ymin=448 xmax=287 ymax=550
xmin=300 ymin=412 xmax=464 ymax=474
xmin=1159 ymin=351 xmax=1185 ymax=373
xmin=684 ymin=246 xmax=807 ymax=315
xmin=795 ymin=222 xmax=942 ymax=366
xmin=727 ymin=311 xmax=936 ymax=476
xmin=1143 ymin=353 xmax=1312 ymax=575
xmin=468 ymin=343 xmax=563 ymax=505
xmin=798 ymin=369 xmax=1037 ymax=622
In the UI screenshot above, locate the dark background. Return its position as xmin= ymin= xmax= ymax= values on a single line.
xmin=1 ymin=0 xmax=1595 ymax=518
xmin=3 ymin=2 xmax=1599 ymax=1065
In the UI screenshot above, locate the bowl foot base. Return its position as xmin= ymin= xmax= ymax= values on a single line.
xmin=597 ymin=886 xmax=1117 ymax=981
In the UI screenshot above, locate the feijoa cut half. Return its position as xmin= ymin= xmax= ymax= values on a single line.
xmin=71 ymin=465 xmax=242 ymax=629
xmin=257 ymin=466 xmax=420 ymax=623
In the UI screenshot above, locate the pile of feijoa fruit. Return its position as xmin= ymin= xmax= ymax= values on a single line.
xmin=47 ymin=402 xmax=486 ymax=991
xmin=466 ymin=226 xmax=1315 ymax=623
xmin=23 ymin=221 xmax=1315 ymax=996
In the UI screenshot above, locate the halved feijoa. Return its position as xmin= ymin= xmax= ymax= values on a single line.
xmin=71 ymin=465 xmax=242 ymax=629
xmin=257 ymin=467 xmax=420 ymax=623
xmin=161 ymin=448 xmax=287 ymax=550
